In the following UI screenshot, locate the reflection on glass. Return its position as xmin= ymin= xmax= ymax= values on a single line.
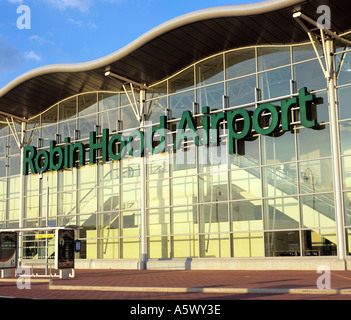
xmin=169 ymin=90 xmax=195 ymax=119
xmin=169 ymin=66 xmax=194 ymax=93
xmin=120 ymin=106 xmax=139 ymax=129
xmin=343 ymin=158 xmax=351 ymax=190
xmin=60 ymin=97 xmax=76 ymax=121
xmin=78 ymin=93 xmax=97 ymax=117
xmin=264 ymin=231 xmax=300 ymax=256
xmin=229 ymin=136 xmax=260 ymax=168
xmin=199 ymin=203 xmax=229 ymax=234
xmin=173 ymin=235 xmax=198 ymax=258
xmin=262 ymin=164 xmax=297 ymax=197
xmin=336 ymin=51 xmax=351 ymax=86
xmin=171 ymin=176 xmax=197 ymax=205
xmin=196 ymin=55 xmax=224 ymax=86
xmin=199 ymin=233 xmax=230 ymax=258
xmin=226 ymin=48 xmax=256 ymax=79
xmin=148 ymin=236 xmax=169 ymax=259
xmin=59 ymin=120 xmax=76 ymax=140
xmin=294 ymin=60 xmax=326 ymax=91
xmin=300 ymin=194 xmax=335 ymax=229
xmin=98 ymin=92 xmax=119 ymax=111
xmin=171 ymin=206 xmax=197 ymax=235
xmin=297 ymin=125 xmax=331 ymax=160
xmin=146 ymin=96 xmax=167 ymax=124
xmin=302 ymin=229 xmax=337 ymax=256
xmin=230 ymin=168 xmax=261 ymax=200
xmin=148 ymin=209 xmax=170 ymax=236
xmin=197 ymin=83 xmax=224 ymax=109
xmin=293 ymin=43 xmax=322 ymax=63
xmin=100 ymin=109 xmax=118 ymax=132
xmin=264 ymin=197 xmax=299 ymax=230
xmin=261 ymin=133 xmax=296 ymax=164
xmin=338 ymin=86 xmax=351 ymax=120
xmin=233 ymin=232 xmax=264 ymax=257
xmin=339 ymin=121 xmax=351 ymax=155
xmin=227 ymin=75 xmax=256 ymax=107
xmin=258 ymin=67 xmax=291 ymax=100
xmin=147 ymin=179 xmax=169 ymax=208
xmin=41 ymin=105 xmax=58 ymax=126
xmin=257 ymin=46 xmax=290 ymax=71
xmin=78 ymin=115 xmax=97 ymax=140
xmin=231 ymin=200 xmax=262 ymax=232
xmin=299 ymin=158 xmax=333 ymax=193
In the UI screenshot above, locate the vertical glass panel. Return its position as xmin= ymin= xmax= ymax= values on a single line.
xmin=263 ymin=197 xmax=299 ymax=230
xmin=297 ymin=125 xmax=331 ymax=160
xmin=122 ymin=211 xmax=140 ymax=237
xmin=199 ymin=233 xmax=230 ymax=258
xmin=121 ymin=157 xmax=140 ymax=184
xmin=24 ymin=195 xmax=39 ymax=219
xmin=58 ymin=191 xmax=76 ymax=216
xmin=59 ymin=120 xmax=76 ymax=140
xmin=59 ymin=97 xmax=76 ymax=121
xmin=336 ymin=51 xmax=351 ymax=86
xmin=230 ymin=167 xmax=261 ymax=200
xmin=198 ymin=172 xmax=228 ymax=203
xmin=171 ymin=149 xmax=197 ymax=177
xmin=344 ymin=192 xmax=351 ymax=226
xmin=196 ymin=55 xmax=224 ymax=86
xmin=302 ymin=229 xmax=337 ymax=256
xmin=261 ymin=133 xmax=296 ymax=164
xmin=98 ymin=92 xmax=119 ymax=111
xmin=293 ymin=43 xmax=323 ymax=63
xmin=41 ymin=105 xmax=58 ymax=126
xmin=226 ymin=48 xmax=256 ymax=79
xmin=0 ymin=137 xmax=7 ymax=158
xmin=199 ymin=203 xmax=229 ymax=234
xmin=148 ymin=236 xmax=169 ymax=259
xmin=120 ymin=105 xmax=139 ymax=129
xmin=122 ymin=183 xmax=141 ymax=210
xmin=148 ymin=208 xmax=170 ymax=236
xmin=98 ymin=185 xmax=119 ymax=212
xmin=169 ymin=66 xmax=194 ymax=93
xmin=147 ymin=153 xmax=169 ymax=180
xmin=0 ymin=123 xmax=8 ymax=137
xmin=147 ymin=179 xmax=169 ymax=208
xmin=314 ymin=90 xmax=329 ymax=123
xmin=41 ymin=124 xmax=57 ymax=147
xmin=233 ymin=232 xmax=264 ymax=257
xmin=227 ymin=75 xmax=256 ymax=107
xmin=229 ymin=136 xmax=260 ymax=168
xmin=146 ymin=96 xmax=167 ymax=124
xmin=99 ymin=161 xmax=119 ymax=186
xmin=171 ymin=176 xmax=197 ymax=205
xmin=8 ymin=155 xmax=20 ymax=176
xmin=78 ymin=93 xmax=97 ymax=117
xmin=257 ymin=46 xmax=290 ymax=71
xmin=199 ymin=142 xmax=227 ymax=173
xmin=294 ymin=60 xmax=326 ymax=91
xmin=78 ymin=115 xmax=97 ymax=140
xmin=197 ymin=83 xmax=224 ymax=109
xmin=299 ymin=158 xmax=333 ymax=193
xmin=98 ymin=212 xmax=120 ymax=238
xmin=258 ymin=67 xmax=291 ymax=100
xmin=172 ymin=235 xmax=198 ymax=258
xmin=262 ymin=164 xmax=297 ymax=197
xmin=100 ymin=109 xmax=118 ymax=132
xmin=146 ymin=81 xmax=167 ymax=100
xmin=339 ymin=121 xmax=351 ymax=155
xmin=231 ymin=200 xmax=262 ymax=232
xmin=8 ymin=176 xmax=20 ymax=197
xmin=345 ymin=228 xmax=351 ymax=255
xmin=169 ymin=90 xmax=195 ymax=119
xmin=99 ymin=238 xmax=119 ymax=259
xmin=78 ymin=165 xmax=96 ymax=189
xmin=338 ymin=86 xmax=351 ymax=120
xmin=300 ymin=194 xmax=335 ymax=229
xmin=264 ymin=231 xmax=300 ymax=256
xmin=171 ymin=205 xmax=197 ymax=235
xmin=78 ymin=188 xmax=96 ymax=214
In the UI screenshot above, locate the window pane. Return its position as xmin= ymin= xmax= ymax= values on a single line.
xmin=233 ymin=232 xmax=264 ymax=257
xmin=227 ymin=75 xmax=256 ymax=107
xmin=171 ymin=206 xmax=198 ymax=236
xmin=261 ymin=133 xmax=296 ymax=164
xmin=336 ymin=51 xmax=351 ymax=86
xmin=171 ymin=176 xmax=197 ymax=205
xmin=257 ymin=46 xmax=290 ymax=71
xmin=78 ymin=93 xmax=97 ymax=117
xmin=199 ymin=203 xmax=229 ymax=233
xmin=59 ymin=97 xmax=76 ymax=121
xmin=169 ymin=90 xmax=195 ymax=119
xmin=230 ymin=168 xmax=261 ymax=200
xmin=229 ymin=136 xmax=260 ymax=168
xmin=300 ymin=194 xmax=335 ymax=229
xmin=338 ymin=86 xmax=351 ymax=120
xmin=199 ymin=233 xmax=230 ymax=258
xmin=197 ymin=83 xmax=224 ymax=109
xmin=264 ymin=231 xmax=300 ymax=257
xmin=302 ymin=229 xmax=337 ymax=256
xmin=294 ymin=60 xmax=326 ymax=91
xmin=258 ymin=67 xmax=291 ymax=100
xmin=196 ymin=55 xmax=223 ymax=86
xmin=147 ymin=179 xmax=169 ymax=208
xmin=148 ymin=236 xmax=169 ymax=259
xmin=297 ymin=126 xmax=331 ymax=160
xmin=262 ymin=164 xmax=297 ymax=197
xmin=148 ymin=209 xmax=170 ymax=236
xmin=293 ymin=43 xmax=322 ymax=63
xmin=264 ymin=197 xmax=299 ymax=230
xmin=226 ymin=48 xmax=256 ymax=79
xmin=169 ymin=66 xmax=194 ymax=93
xmin=343 ymin=157 xmax=351 ymax=190
xmin=299 ymin=158 xmax=333 ymax=193
xmin=231 ymin=200 xmax=262 ymax=232
xmin=98 ymin=92 xmax=119 ymax=111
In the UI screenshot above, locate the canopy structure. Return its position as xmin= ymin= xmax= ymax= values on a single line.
xmin=0 ymin=0 xmax=350 ymax=120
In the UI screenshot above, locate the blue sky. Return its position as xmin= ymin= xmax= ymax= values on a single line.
xmin=0 ymin=0 xmax=263 ymax=88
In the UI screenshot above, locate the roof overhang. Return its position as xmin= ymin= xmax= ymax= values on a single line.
xmin=1 ymin=0 xmax=351 ymax=120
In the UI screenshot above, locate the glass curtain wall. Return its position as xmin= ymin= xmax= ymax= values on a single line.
xmin=6 ymin=42 xmax=350 ymax=260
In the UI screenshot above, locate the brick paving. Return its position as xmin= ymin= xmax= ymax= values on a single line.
xmin=1 ymin=269 xmax=351 ymax=301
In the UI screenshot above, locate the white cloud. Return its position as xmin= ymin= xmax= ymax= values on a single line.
xmin=30 ymin=35 xmax=54 ymax=46
xmin=44 ymin=0 xmax=92 ymax=13
xmin=67 ymin=18 xmax=96 ymax=29
xmin=25 ymin=50 xmax=41 ymax=62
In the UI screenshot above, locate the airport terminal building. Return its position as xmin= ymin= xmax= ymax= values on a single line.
xmin=0 ymin=0 xmax=351 ymax=270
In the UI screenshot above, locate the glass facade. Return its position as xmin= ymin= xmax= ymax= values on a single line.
xmin=2 ymin=41 xmax=351 ymax=264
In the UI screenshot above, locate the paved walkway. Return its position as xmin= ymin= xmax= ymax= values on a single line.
xmin=1 ymin=269 xmax=351 ymax=301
